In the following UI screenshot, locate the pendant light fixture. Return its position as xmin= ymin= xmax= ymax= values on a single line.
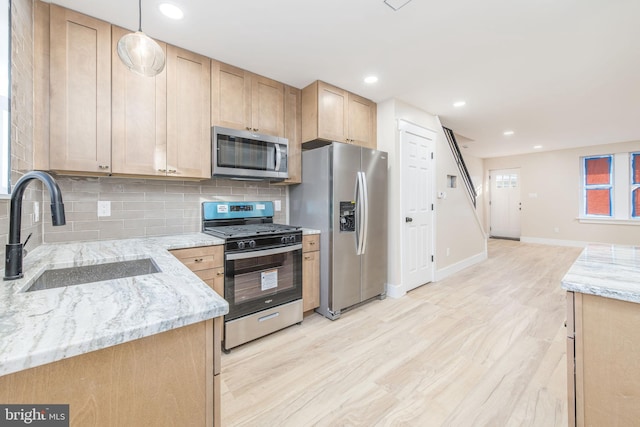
xmin=117 ymin=0 xmax=165 ymax=77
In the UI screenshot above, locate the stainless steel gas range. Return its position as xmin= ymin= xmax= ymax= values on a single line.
xmin=202 ymin=201 xmax=303 ymax=352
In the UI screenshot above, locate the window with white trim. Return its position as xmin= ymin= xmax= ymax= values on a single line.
xmin=632 ymin=152 xmax=640 ymax=218
xmin=581 ymin=152 xmax=640 ymax=221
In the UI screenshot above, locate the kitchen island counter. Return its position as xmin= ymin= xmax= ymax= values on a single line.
xmin=561 ymin=242 xmax=640 ymax=303
xmin=562 ymin=242 xmax=640 ymax=426
xmin=0 ymin=233 xmax=227 ymax=377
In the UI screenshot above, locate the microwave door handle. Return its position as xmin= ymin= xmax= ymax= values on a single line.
xmin=274 ymin=144 xmax=282 ymax=172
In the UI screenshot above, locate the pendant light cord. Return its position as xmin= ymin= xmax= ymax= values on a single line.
xmin=138 ymin=0 xmax=142 ymax=31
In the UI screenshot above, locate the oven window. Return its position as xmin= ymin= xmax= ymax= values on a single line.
xmin=225 ymin=247 xmax=302 ymax=320
xmin=233 ymin=253 xmax=294 ymax=303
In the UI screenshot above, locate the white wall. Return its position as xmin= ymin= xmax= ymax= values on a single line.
xmin=378 ymin=99 xmax=487 ymax=296
xmin=483 ymin=140 xmax=640 ymax=246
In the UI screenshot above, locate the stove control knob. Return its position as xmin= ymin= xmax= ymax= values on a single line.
xmin=248 ymin=240 xmax=256 ymax=249
xmin=237 ymin=241 xmax=246 ymax=250
xmin=281 ymin=236 xmax=287 ymax=244
xmin=289 ymin=235 xmax=296 ymax=243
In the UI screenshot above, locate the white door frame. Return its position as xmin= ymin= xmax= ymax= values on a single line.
xmin=398 ymin=119 xmax=435 ymax=295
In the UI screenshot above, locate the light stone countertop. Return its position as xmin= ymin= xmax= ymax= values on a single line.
xmin=302 ymin=228 xmax=321 ymax=235
xmin=561 ymin=243 xmax=640 ymax=304
xmin=0 ymin=233 xmax=227 ymax=377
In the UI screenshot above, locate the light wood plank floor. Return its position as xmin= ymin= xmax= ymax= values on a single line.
xmin=221 ymin=239 xmax=583 ymax=426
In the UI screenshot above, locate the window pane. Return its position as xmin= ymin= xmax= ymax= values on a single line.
xmin=633 ymin=153 xmax=640 ymax=185
xmin=585 ymin=157 xmax=611 ymax=185
xmin=633 ymin=188 xmax=640 ymax=218
xmin=586 ymin=188 xmax=611 ymax=216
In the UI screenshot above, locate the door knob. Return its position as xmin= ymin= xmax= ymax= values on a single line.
xmin=405 ymin=217 xmax=413 ymax=223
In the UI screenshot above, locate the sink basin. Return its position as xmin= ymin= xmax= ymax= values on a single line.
xmin=25 ymin=258 xmax=161 ymax=292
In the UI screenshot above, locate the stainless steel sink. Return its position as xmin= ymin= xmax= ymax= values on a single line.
xmin=25 ymin=258 xmax=161 ymax=292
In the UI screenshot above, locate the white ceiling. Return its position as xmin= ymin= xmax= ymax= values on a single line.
xmin=47 ymin=0 xmax=640 ymax=158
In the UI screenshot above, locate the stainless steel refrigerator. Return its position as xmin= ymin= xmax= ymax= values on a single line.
xmin=290 ymin=142 xmax=388 ymax=320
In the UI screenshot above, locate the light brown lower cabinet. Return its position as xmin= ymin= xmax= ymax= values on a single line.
xmin=566 ymin=291 xmax=640 ymax=426
xmin=302 ymin=235 xmax=320 ymax=313
xmin=0 ymin=319 xmax=218 ymax=426
xmin=170 ymin=244 xmax=224 ymax=425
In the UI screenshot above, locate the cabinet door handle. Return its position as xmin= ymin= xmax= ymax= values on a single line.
xmin=158 ymin=168 xmax=167 ymax=172
xmin=167 ymin=169 xmax=177 ymax=174
xmin=99 ymin=165 xmax=109 ymax=169
xmin=194 ymin=258 xmax=204 ymax=263
xmin=304 ymin=255 xmax=311 ymax=260
xmin=216 ymin=270 xmax=224 ymax=276
xmin=246 ymin=127 xmax=252 ymax=130
xmin=253 ymin=128 xmax=259 ymax=132
xmin=309 ymin=241 xmax=316 ymax=245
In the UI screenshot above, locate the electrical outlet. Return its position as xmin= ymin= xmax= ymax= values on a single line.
xmin=33 ymin=201 xmax=40 ymax=223
xmin=98 ymin=201 xmax=111 ymax=217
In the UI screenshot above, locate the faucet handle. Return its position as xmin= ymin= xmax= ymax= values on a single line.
xmin=21 ymin=232 xmax=32 ymax=259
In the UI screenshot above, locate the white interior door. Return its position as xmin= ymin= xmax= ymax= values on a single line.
xmin=490 ymin=168 xmax=521 ymax=239
xmin=400 ymin=121 xmax=435 ymax=292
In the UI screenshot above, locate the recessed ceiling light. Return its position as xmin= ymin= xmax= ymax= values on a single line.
xmin=503 ymin=130 xmax=515 ymax=136
xmin=533 ymin=145 xmax=543 ymax=149
xmin=159 ymin=3 xmax=184 ymax=20
xmin=453 ymin=101 xmax=466 ymax=108
xmin=364 ymin=75 xmax=378 ymax=84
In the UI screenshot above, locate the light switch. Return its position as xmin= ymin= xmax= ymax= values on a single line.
xmin=274 ymin=200 xmax=281 ymax=211
xmin=98 ymin=201 xmax=111 ymax=217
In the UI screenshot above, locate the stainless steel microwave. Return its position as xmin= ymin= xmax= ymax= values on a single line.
xmin=212 ymin=126 xmax=289 ymax=180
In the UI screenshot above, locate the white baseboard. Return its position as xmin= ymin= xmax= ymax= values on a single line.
xmin=386 ymin=282 xmax=406 ymax=299
xmin=520 ymin=236 xmax=588 ymax=248
xmin=435 ymin=251 xmax=487 ymax=282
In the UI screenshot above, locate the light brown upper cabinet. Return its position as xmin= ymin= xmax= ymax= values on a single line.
xmin=166 ymin=45 xmax=211 ymax=179
xmin=111 ymin=33 xmax=211 ymax=179
xmin=48 ymin=4 xmax=111 ymax=174
xmin=279 ymin=85 xmax=301 ymax=184
xmin=301 ymin=81 xmax=377 ymax=149
xmin=111 ymin=26 xmax=168 ymax=177
xmin=211 ymin=61 xmax=285 ymax=137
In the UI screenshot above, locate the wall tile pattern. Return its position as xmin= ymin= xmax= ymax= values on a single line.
xmin=43 ymin=176 xmax=288 ymax=243
xmin=1 ymin=0 xmax=40 ymax=266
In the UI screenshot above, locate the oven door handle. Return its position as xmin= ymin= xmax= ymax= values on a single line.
xmin=226 ymin=244 xmax=302 ymax=260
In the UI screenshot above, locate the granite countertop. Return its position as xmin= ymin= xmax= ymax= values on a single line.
xmin=0 ymin=233 xmax=227 ymax=377
xmin=302 ymin=228 xmax=321 ymax=235
xmin=561 ymin=243 xmax=640 ymax=304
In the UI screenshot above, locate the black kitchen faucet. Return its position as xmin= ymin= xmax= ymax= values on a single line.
xmin=4 ymin=171 xmax=66 ymax=280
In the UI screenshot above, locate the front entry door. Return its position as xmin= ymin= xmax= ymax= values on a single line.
xmin=490 ymin=168 xmax=521 ymax=239
xmin=400 ymin=121 xmax=435 ymax=292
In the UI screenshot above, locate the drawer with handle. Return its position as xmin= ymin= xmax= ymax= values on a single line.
xmin=170 ymin=245 xmax=223 ymax=271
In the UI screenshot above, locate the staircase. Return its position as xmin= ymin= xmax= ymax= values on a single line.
xmin=442 ymin=127 xmax=477 ymax=207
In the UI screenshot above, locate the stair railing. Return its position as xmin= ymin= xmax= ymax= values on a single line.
xmin=442 ymin=126 xmax=477 ymax=207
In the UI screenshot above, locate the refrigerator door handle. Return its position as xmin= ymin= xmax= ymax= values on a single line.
xmin=361 ymin=171 xmax=369 ymax=255
xmin=356 ymin=171 xmax=366 ymax=255
xmin=355 ymin=172 xmax=361 ymax=254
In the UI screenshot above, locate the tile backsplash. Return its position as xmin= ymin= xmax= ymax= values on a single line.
xmin=43 ymin=176 xmax=288 ymax=243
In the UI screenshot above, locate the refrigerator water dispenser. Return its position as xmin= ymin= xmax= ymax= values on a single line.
xmin=339 ymin=201 xmax=356 ymax=232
